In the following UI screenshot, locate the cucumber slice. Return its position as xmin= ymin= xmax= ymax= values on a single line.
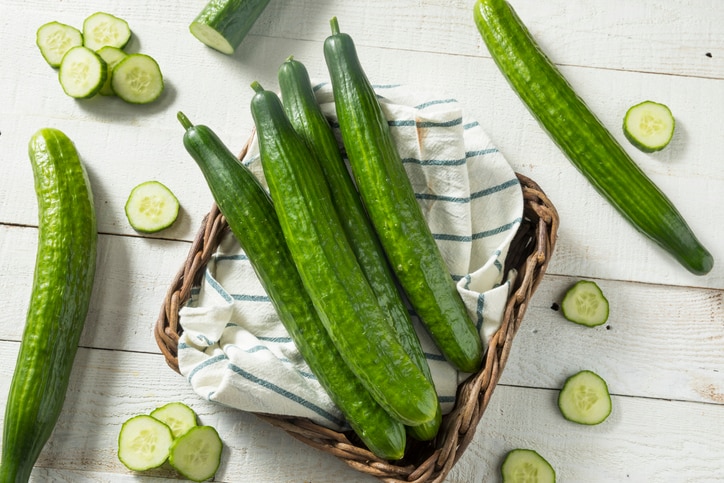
xmin=623 ymin=100 xmax=675 ymax=153
xmin=168 ymin=426 xmax=223 ymax=482
xmin=111 ymin=53 xmax=164 ymax=104
xmin=36 ymin=21 xmax=83 ymax=68
xmin=558 ymin=370 xmax=612 ymax=425
xmin=560 ymin=280 xmax=609 ymax=327
xmin=82 ymin=11 xmax=131 ymax=51
xmin=97 ymin=46 xmax=127 ymax=96
xmin=501 ymin=448 xmax=556 ymax=483
xmin=150 ymin=402 xmax=198 ymax=439
xmin=189 ymin=0 xmax=272 ymax=55
xmin=125 ymin=180 xmax=180 ymax=233
xmin=118 ymin=414 xmax=174 ymax=471
xmin=58 ymin=46 xmax=107 ymax=98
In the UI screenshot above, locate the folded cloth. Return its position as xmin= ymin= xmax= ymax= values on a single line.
xmin=177 ymin=82 xmax=524 ymax=430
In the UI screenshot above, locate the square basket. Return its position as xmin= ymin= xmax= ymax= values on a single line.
xmin=155 ymin=137 xmax=558 ymax=482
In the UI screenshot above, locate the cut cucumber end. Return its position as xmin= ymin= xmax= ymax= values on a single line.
xmin=125 ymin=181 xmax=179 ymax=233
xmin=111 ymin=53 xmax=164 ymax=104
xmin=58 ymin=46 xmax=107 ymax=98
xmin=560 ymin=280 xmax=609 ymax=327
xmin=623 ymin=100 xmax=675 ymax=153
xmin=118 ymin=415 xmax=174 ymax=471
xmin=189 ymin=23 xmax=235 ymax=55
xmin=558 ymin=370 xmax=612 ymax=425
xmin=168 ymin=425 xmax=223 ymax=482
xmin=36 ymin=21 xmax=83 ymax=68
xmin=82 ymin=11 xmax=131 ymax=51
xmin=501 ymin=448 xmax=556 ymax=483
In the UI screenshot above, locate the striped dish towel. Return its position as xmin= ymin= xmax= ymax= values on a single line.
xmin=177 ymin=83 xmax=524 ymax=430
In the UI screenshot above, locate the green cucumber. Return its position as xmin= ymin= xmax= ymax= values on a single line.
xmin=323 ymin=18 xmax=483 ymax=374
xmin=150 ymin=402 xmax=198 ymax=439
xmin=82 ymin=11 xmax=131 ymax=51
xmin=560 ymin=280 xmax=609 ymax=327
xmin=473 ymin=0 xmax=713 ymax=275
xmin=501 ymin=448 xmax=556 ymax=483
xmin=178 ymin=112 xmax=407 ymax=460
xmin=0 ymin=128 xmax=97 ymax=482
xmin=36 ymin=21 xmax=83 ymax=68
xmin=189 ymin=0 xmax=271 ymax=55
xmin=118 ymin=414 xmax=174 ymax=471
xmin=124 ymin=180 xmax=180 ymax=233
xmin=277 ymin=56 xmax=441 ymax=441
xmin=111 ymin=53 xmax=164 ymax=104
xmin=58 ymin=45 xmax=108 ymax=98
xmin=249 ymin=82 xmax=438 ymax=427
xmin=558 ymin=370 xmax=612 ymax=425
xmin=623 ymin=100 xmax=675 ymax=153
xmin=168 ymin=426 xmax=223 ymax=482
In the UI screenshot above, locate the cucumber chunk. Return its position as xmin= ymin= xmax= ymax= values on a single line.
xmin=189 ymin=0 xmax=271 ymax=55
xmin=623 ymin=100 xmax=675 ymax=153
xmin=501 ymin=448 xmax=556 ymax=483
xmin=560 ymin=280 xmax=609 ymax=327
xmin=82 ymin=11 xmax=131 ymax=51
xmin=97 ymin=46 xmax=127 ymax=96
xmin=111 ymin=53 xmax=164 ymax=104
xmin=118 ymin=414 xmax=174 ymax=471
xmin=58 ymin=45 xmax=107 ymax=98
xmin=168 ymin=426 xmax=223 ymax=482
xmin=150 ymin=402 xmax=198 ymax=439
xmin=36 ymin=21 xmax=83 ymax=68
xmin=558 ymin=370 xmax=612 ymax=425
xmin=125 ymin=180 xmax=179 ymax=233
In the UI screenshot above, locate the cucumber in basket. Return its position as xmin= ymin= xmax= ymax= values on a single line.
xmin=324 ymin=17 xmax=484 ymax=374
xmin=177 ymin=111 xmax=407 ymax=460
xmin=474 ymin=0 xmax=713 ymax=276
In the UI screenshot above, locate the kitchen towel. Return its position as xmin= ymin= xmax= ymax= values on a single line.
xmin=177 ymin=82 xmax=524 ymax=430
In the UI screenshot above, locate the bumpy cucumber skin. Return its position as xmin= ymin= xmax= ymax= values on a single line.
xmin=474 ymin=0 xmax=713 ymax=276
xmin=323 ymin=20 xmax=483 ymax=374
xmin=178 ymin=113 xmax=407 ymax=460
xmin=190 ymin=0 xmax=271 ymax=54
xmin=249 ymin=85 xmax=438 ymax=427
xmin=0 ymin=128 xmax=97 ymax=482
xmin=277 ymin=58 xmax=442 ymax=440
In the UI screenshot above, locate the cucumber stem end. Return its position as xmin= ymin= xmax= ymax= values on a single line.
xmin=177 ymin=111 xmax=193 ymax=130
xmin=251 ymin=81 xmax=264 ymax=93
xmin=330 ymin=17 xmax=340 ymax=35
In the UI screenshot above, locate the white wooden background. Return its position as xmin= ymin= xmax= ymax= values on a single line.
xmin=1 ymin=0 xmax=723 ymax=481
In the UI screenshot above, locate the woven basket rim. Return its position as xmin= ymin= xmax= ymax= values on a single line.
xmin=154 ymin=138 xmax=559 ymax=483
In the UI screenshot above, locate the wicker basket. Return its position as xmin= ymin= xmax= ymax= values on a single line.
xmin=155 ymin=137 xmax=558 ymax=482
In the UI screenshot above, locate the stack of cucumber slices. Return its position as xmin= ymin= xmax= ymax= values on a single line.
xmin=36 ymin=12 xmax=164 ymax=104
xmin=118 ymin=402 xmax=223 ymax=482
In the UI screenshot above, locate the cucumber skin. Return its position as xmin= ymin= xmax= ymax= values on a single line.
xmin=474 ymin=0 xmax=713 ymax=276
xmin=1 ymin=128 xmax=97 ymax=482
xmin=191 ymin=0 xmax=271 ymax=54
xmin=277 ymin=58 xmax=442 ymax=441
xmin=323 ymin=23 xmax=484 ymax=374
xmin=179 ymin=114 xmax=407 ymax=460
xmin=250 ymin=86 xmax=438 ymax=427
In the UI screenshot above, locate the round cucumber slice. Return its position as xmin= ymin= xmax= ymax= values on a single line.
xmin=168 ymin=425 xmax=223 ymax=482
xmin=58 ymin=46 xmax=107 ymax=99
xmin=36 ymin=21 xmax=83 ymax=68
xmin=125 ymin=180 xmax=179 ymax=233
xmin=82 ymin=11 xmax=131 ymax=51
xmin=558 ymin=370 xmax=612 ymax=425
xmin=111 ymin=53 xmax=164 ymax=104
xmin=150 ymin=402 xmax=198 ymax=439
xmin=560 ymin=280 xmax=609 ymax=327
xmin=118 ymin=414 xmax=174 ymax=471
xmin=623 ymin=100 xmax=675 ymax=153
xmin=501 ymin=448 xmax=556 ymax=483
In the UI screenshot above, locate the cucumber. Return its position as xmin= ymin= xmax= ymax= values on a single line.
xmin=249 ymin=82 xmax=438 ymax=427
xmin=178 ymin=112 xmax=407 ymax=460
xmin=0 ymin=128 xmax=97 ymax=482
xmin=118 ymin=414 xmax=174 ymax=471
xmin=124 ymin=180 xmax=179 ymax=233
xmin=189 ymin=0 xmax=271 ymax=55
xmin=82 ymin=11 xmax=131 ymax=51
xmin=623 ymin=100 xmax=675 ymax=153
xmin=473 ymin=0 xmax=713 ymax=276
xmin=560 ymin=280 xmax=609 ymax=327
xmin=277 ymin=56 xmax=442 ymax=441
xmin=97 ymin=46 xmax=128 ymax=96
xmin=501 ymin=448 xmax=556 ymax=483
xmin=150 ymin=402 xmax=198 ymax=439
xmin=36 ymin=21 xmax=83 ymax=68
xmin=323 ymin=18 xmax=483 ymax=374
xmin=558 ymin=370 xmax=612 ymax=425
xmin=168 ymin=426 xmax=223 ymax=482
xmin=58 ymin=45 xmax=107 ymax=98
xmin=111 ymin=53 xmax=165 ymax=104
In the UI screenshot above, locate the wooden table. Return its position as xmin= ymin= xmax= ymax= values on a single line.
xmin=1 ymin=0 xmax=722 ymax=481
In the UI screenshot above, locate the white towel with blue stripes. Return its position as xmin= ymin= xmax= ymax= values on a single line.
xmin=177 ymin=83 xmax=524 ymax=430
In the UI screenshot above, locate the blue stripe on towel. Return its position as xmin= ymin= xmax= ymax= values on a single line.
xmin=187 ymin=353 xmax=228 ymax=382
xmin=415 ymin=178 xmax=518 ymax=204
xmin=231 ymin=293 xmax=270 ymax=303
xmin=204 ymin=271 xmax=233 ymax=303
xmin=415 ymin=98 xmax=458 ymax=110
xmin=432 ymin=218 xmax=523 ymax=242
xmin=401 ymin=156 xmax=466 ymax=167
